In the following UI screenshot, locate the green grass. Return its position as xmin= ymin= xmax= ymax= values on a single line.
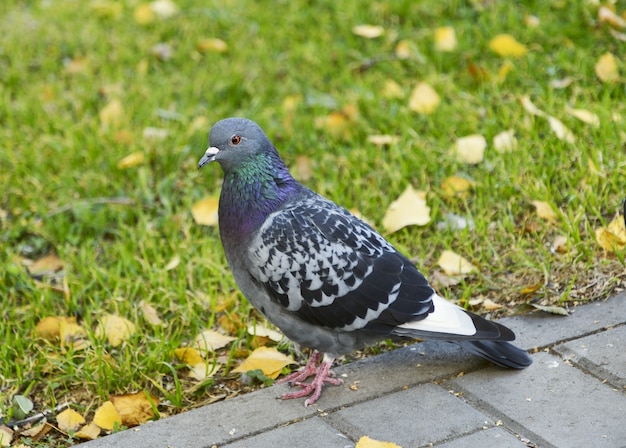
xmin=1 ymin=0 xmax=625 ymax=444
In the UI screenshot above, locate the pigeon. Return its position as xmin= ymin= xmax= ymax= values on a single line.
xmin=198 ymin=117 xmax=532 ymax=406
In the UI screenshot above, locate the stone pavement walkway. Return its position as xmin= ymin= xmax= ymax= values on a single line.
xmin=82 ymin=293 xmax=626 ymax=448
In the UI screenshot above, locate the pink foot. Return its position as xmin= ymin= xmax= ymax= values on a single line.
xmin=276 ymin=351 xmax=342 ymax=407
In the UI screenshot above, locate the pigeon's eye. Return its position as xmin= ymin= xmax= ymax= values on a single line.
xmin=230 ymin=134 xmax=242 ymax=145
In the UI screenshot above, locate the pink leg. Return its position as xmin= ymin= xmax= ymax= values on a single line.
xmin=276 ymin=351 xmax=342 ymax=407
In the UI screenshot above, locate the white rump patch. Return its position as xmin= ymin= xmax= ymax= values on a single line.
xmin=398 ymin=294 xmax=476 ymax=336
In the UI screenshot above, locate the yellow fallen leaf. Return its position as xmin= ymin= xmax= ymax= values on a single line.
xmin=164 ymin=255 xmax=180 ymax=271
xmin=565 ymin=107 xmax=600 ymax=127
xmin=356 ymin=435 xmax=402 ymax=448
xmin=191 ymin=196 xmax=219 ymax=226
xmin=27 ymin=253 xmax=64 ymax=276
xmin=117 ymin=151 xmax=145 ymax=169
xmin=524 ymin=15 xmax=540 ymax=27
xmin=482 ymin=298 xmax=502 ymax=311
xmin=233 ymin=346 xmax=296 ymax=379
xmin=441 ymin=176 xmax=475 ymax=198
xmin=598 ymin=6 xmax=626 ymax=29
xmin=434 ymin=26 xmax=457 ymax=51
xmin=140 ymin=301 xmax=163 ymax=326
xmin=35 ymin=316 xmax=76 ymax=340
xmin=193 ymin=329 xmax=236 ymax=353
xmin=91 ymin=1 xmax=123 ymax=19
xmin=552 ymin=235 xmax=568 ymax=254
xmin=93 ymin=401 xmax=122 ymax=430
xmin=133 ymin=3 xmax=155 ymax=24
xmin=382 ymin=79 xmax=404 ymax=99
xmin=99 ymin=98 xmax=124 ymax=131
xmin=150 ymin=0 xmax=179 ymax=19
xmin=497 ymin=60 xmax=514 ymax=83
xmin=314 ymin=112 xmax=351 ymax=139
xmin=394 ymin=40 xmax=412 ymax=59
xmin=520 ymin=95 xmax=546 ymax=117
xmin=595 ymin=215 xmax=626 ymax=252
xmin=175 ymin=347 xmax=204 ymax=365
xmin=489 ymin=34 xmax=528 ymax=57
xmin=188 ymin=362 xmax=221 ymax=381
xmin=382 ymin=185 xmax=431 ymax=233
xmin=547 ymin=116 xmax=575 ymax=143
xmin=408 ymin=82 xmax=440 ymax=115
xmin=454 ymin=134 xmax=486 ymax=164
xmin=96 ymin=314 xmax=136 ymax=347
xmin=247 ymin=323 xmax=283 ymax=342
xmin=367 ymin=135 xmax=400 ymax=146
xmin=493 ymin=129 xmax=517 ymax=153
xmin=20 ymin=422 xmax=45 ymax=438
xmin=438 ymin=250 xmax=477 ymax=275
xmin=0 ymin=426 xmax=13 ymax=447
xmin=110 ymin=391 xmax=159 ymax=427
xmin=352 ymin=24 xmax=384 ymax=38
xmin=56 ymin=409 xmax=85 ymax=433
xmin=197 ymin=38 xmax=228 ymax=53
xmin=595 ymin=52 xmax=619 ymax=83
xmin=531 ymin=200 xmax=558 ymax=222
xmin=75 ymin=423 xmax=101 ymax=440
xmin=60 ymin=320 xmax=90 ymax=351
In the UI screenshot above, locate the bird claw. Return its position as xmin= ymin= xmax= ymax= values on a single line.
xmin=276 ymin=351 xmax=340 ymax=406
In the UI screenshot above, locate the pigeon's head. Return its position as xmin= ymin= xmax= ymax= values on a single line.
xmin=198 ymin=117 xmax=273 ymax=172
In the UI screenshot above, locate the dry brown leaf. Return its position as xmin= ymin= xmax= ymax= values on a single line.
xmin=193 ymin=330 xmax=236 ymax=353
xmin=355 ymin=436 xmax=402 ymax=448
xmin=140 ymin=301 xmax=163 ymax=326
xmin=408 ymin=82 xmax=440 ymax=114
xmin=489 ymin=34 xmax=528 ymax=57
xmin=455 ymin=134 xmax=486 ymax=164
xmin=531 ymin=200 xmax=558 ymax=222
xmin=27 ymin=254 xmax=64 ymax=276
xmin=438 ymin=250 xmax=477 ymax=275
xmin=441 ymin=176 xmax=475 ymax=198
xmin=352 ymin=24 xmax=384 ymax=38
xmin=110 ymin=392 xmax=159 ymax=427
xmin=174 ymin=347 xmax=204 ymax=365
xmin=552 ymin=235 xmax=568 ymax=254
xmin=117 ymin=151 xmax=145 ymax=169
xmin=595 ymin=52 xmax=619 ymax=83
xmin=96 ymin=314 xmax=136 ymax=347
xmin=493 ymin=129 xmax=517 ymax=153
xmin=197 ymin=38 xmax=228 ymax=53
xmin=0 ymin=426 xmax=12 ymax=447
xmin=191 ymin=197 xmax=219 ymax=226
xmin=520 ymin=95 xmax=546 ymax=117
xmin=93 ymin=401 xmax=122 ymax=431
xmin=565 ymin=107 xmax=600 ymax=127
xmin=367 ymin=135 xmax=400 ymax=146
xmin=233 ymin=347 xmax=296 ymax=379
xmin=532 ymin=304 xmax=569 ymax=316
xmin=382 ymin=185 xmax=431 ymax=233
xmin=75 ymin=423 xmax=101 ymax=440
xmin=99 ymin=98 xmax=123 ymax=131
xmin=56 ymin=409 xmax=85 ymax=433
xmin=551 ymin=77 xmax=574 ymax=89
xmin=434 ymin=26 xmax=457 ymax=51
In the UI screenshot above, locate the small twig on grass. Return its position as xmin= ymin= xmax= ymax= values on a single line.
xmin=47 ymin=197 xmax=137 ymax=217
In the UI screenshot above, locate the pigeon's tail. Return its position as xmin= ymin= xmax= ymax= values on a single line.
xmin=458 ymin=340 xmax=532 ymax=369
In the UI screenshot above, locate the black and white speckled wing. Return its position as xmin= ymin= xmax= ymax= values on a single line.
xmin=247 ymin=193 xmax=435 ymax=335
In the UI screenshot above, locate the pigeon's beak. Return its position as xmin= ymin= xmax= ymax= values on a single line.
xmin=198 ymin=146 xmax=220 ymax=169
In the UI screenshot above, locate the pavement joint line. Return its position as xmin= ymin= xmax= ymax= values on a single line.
xmin=526 ymin=319 xmax=626 ymax=352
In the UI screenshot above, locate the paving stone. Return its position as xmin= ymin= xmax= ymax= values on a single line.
xmin=554 ymin=324 xmax=626 ymax=389
xmin=435 ymin=427 xmax=528 ymax=448
xmin=222 ymin=417 xmax=350 ymax=448
xmin=497 ymin=293 xmax=626 ymax=351
xmin=328 ymin=384 xmax=492 ymax=448
xmin=450 ymin=351 xmax=626 ymax=448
